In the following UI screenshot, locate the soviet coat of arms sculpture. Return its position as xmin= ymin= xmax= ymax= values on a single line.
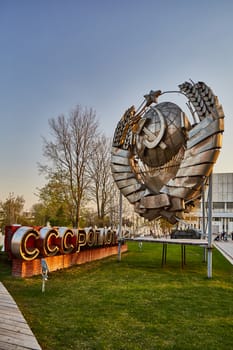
xmin=111 ymin=81 xmax=224 ymax=224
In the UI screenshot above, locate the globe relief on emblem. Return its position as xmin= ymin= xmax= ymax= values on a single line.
xmin=111 ymin=81 xmax=224 ymax=224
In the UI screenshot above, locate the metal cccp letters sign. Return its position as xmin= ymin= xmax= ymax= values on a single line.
xmin=5 ymin=225 xmax=118 ymax=261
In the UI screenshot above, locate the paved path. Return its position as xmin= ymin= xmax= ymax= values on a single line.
xmin=0 ymin=282 xmax=42 ymax=350
xmin=213 ymin=239 xmax=233 ymax=265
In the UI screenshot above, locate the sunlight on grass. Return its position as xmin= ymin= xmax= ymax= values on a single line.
xmin=1 ymin=242 xmax=233 ymax=349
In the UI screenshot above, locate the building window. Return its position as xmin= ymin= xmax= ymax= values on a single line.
xmin=213 ymin=202 xmax=225 ymax=210
xmin=227 ymin=202 xmax=233 ymax=209
xmin=213 ymin=217 xmax=221 ymax=221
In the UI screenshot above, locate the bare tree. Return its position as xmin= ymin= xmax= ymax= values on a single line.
xmin=108 ymin=181 xmax=121 ymax=228
xmin=40 ymin=105 xmax=99 ymax=227
xmin=87 ymin=135 xmax=113 ymax=226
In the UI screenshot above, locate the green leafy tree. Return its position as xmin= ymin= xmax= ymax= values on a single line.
xmin=31 ymin=202 xmax=48 ymax=226
xmin=0 ymin=193 xmax=25 ymax=226
xmin=33 ymin=175 xmax=72 ymax=226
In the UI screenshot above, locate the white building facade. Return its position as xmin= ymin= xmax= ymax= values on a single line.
xmin=210 ymin=173 xmax=233 ymax=234
xmin=182 ymin=173 xmax=233 ymax=235
xmin=189 ymin=173 xmax=233 ymax=235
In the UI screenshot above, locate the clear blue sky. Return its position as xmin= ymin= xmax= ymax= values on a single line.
xmin=0 ymin=0 xmax=232 ymax=209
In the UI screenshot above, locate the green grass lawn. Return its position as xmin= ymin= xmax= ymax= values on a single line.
xmin=1 ymin=242 xmax=233 ymax=350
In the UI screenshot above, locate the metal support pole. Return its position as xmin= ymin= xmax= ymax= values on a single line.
xmin=202 ymin=183 xmax=206 ymax=236
xmin=161 ymin=243 xmax=167 ymax=266
xmin=207 ymin=173 xmax=213 ymax=278
xmin=202 ymin=183 xmax=207 ymax=262
xmin=118 ymin=192 xmax=123 ymax=261
xmin=181 ymin=245 xmax=186 ymax=268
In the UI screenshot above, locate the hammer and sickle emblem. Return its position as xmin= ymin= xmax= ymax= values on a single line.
xmin=143 ymin=107 xmax=166 ymax=149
